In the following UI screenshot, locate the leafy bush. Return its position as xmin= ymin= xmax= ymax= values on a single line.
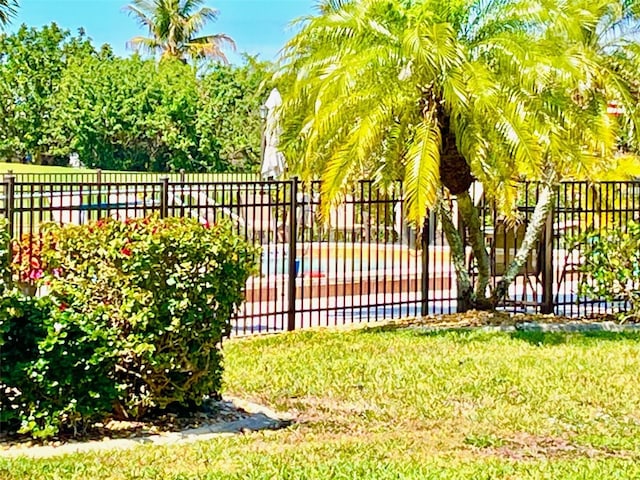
xmin=579 ymin=221 xmax=640 ymax=322
xmin=41 ymin=215 xmax=257 ymax=419
xmin=0 ymin=291 xmax=50 ymax=432
xmin=0 ymin=293 xmax=117 ymax=438
xmin=21 ymin=307 xmax=119 ymax=437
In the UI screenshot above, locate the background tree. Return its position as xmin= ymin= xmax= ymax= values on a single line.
xmin=277 ymin=0 xmax=640 ymax=310
xmin=50 ymin=53 xmax=270 ymax=172
xmin=52 ymin=55 xmax=202 ymax=172
xmin=124 ymin=0 xmax=235 ymax=63
xmin=0 ymin=24 xmax=95 ymax=164
xmin=197 ymin=56 xmax=271 ymax=172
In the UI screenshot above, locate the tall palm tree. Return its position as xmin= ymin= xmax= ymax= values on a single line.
xmin=124 ymin=0 xmax=235 ymax=63
xmin=277 ymin=0 xmax=640 ymax=310
xmin=0 ymin=0 xmax=17 ymax=29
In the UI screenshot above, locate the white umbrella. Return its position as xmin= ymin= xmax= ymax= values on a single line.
xmin=260 ymin=88 xmax=286 ymax=179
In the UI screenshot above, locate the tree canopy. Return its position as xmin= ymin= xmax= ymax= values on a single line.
xmin=0 ymin=24 xmax=270 ymax=172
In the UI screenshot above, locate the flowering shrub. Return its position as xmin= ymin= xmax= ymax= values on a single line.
xmin=10 ymin=232 xmax=53 ymax=295
xmin=41 ymin=215 xmax=257 ymax=419
xmin=579 ymin=221 xmax=640 ymax=322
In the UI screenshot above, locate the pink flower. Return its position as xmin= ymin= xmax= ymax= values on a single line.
xmin=28 ymin=269 xmax=44 ymax=281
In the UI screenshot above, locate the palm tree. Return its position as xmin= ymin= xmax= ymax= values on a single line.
xmin=277 ymin=0 xmax=640 ymax=310
xmin=0 ymin=0 xmax=17 ymax=29
xmin=124 ymin=0 xmax=235 ymax=63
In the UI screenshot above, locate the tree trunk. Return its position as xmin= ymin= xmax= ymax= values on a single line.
xmin=457 ymin=191 xmax=491 ymax=308
xmin=439 ymin=115 xmax=474 ymax=195
xmin=491 ymin=182 xmax=556 ymax=305
xmin=438 ymin=200 xmax=474 ymax=312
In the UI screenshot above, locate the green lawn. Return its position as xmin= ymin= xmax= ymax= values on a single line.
xmin=0 ymin=162 xmax=95 ymax=174
xmin=3 ymin=325 xmax=640 ymax=479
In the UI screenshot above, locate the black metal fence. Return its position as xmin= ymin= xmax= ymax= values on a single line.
xmin=1 ymin=174 xmax=638 ymax=334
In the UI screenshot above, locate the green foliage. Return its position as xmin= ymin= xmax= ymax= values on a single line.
xmin=0 ymin=291 xmax=118 ymax=437
xmin=0 ymin=24 xmax=270 ymax=172
xmin=51 ymin=55 xmax=269 ymax=172
xmin=197 ymin=58 xmax=270 ymax=172
xmin=41 ymin=215 xmax=258 ymax=418
xmin=52 ymin=56 xmax=202 ymax=172
xmin=277 ymin=0 xmax=640 ymax=308
xmin=0 ymin=24 xmax=95 ymax=163
xmin=579 ymin=221 xmax=640 ymax=322
xmin=279 ymin=0 xmax=640 ymax=222
xmin=0 ymin=291 xmax=50 ymax=432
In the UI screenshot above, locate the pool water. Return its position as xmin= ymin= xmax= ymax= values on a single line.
xmin=260 ymin=244 xmax=392 ymax=277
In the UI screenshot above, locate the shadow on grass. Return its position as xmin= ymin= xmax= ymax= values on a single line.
xmin=357 ymin=323 xmax=640 ymax=345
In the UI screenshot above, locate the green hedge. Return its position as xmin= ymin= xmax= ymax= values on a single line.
xmin=0 ymin=216 xmax=257 ymax=437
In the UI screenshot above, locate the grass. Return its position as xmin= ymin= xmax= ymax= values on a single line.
xmin=0 ymin=162 xmax=258 ymax=181
xmin=3 ymin=325 xmax=640 ymax=479
xmin=0 ymin=162 xmax=95 ymax=174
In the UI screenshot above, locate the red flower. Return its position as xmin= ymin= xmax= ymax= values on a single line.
xmin=120 ymin=246 xmax=132 ymax=257
xmin=59 ymin=302 xmax=68 ymax=312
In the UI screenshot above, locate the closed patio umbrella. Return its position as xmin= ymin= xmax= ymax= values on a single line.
xmin=260 ymin=88 xmax=286 ymax=179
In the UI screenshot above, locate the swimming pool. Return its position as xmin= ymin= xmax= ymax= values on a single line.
xmin=259 ymin=242 xmax=420 ymax=277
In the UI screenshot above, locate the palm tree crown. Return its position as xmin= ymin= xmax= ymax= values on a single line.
xmin=278 ymin=0 xmax=639 ymax=222
xmin=124 ymin=0 xmax=236 ymax=63
xmin=0 ymin=0 xmax=17 ymax=29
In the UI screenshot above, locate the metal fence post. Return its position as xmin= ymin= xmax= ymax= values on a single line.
xmin=421 ymin=213 xmax=430 ymax=317
xmin=287 ymin=177 xmax=298 ymax=331
xmin=95 ymin=169 xmax=103 ymax=219
xmin=160 ymin=176 xmax=169 ymax=218
xmin=541 ymin=201 xmax=555 ymax=314
xmin=4 ymin=174 xmax=15 ymax=277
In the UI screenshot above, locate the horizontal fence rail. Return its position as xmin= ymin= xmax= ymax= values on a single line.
xmin=1 ymin=174 xmax=638 ymax=335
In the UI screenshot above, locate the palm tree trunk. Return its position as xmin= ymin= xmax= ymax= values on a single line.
xmin=457 ymin=191 xmax=491 ymax=307
xmin=437 ymin=200 xmax=474 ymax=312
xmin=491 ymin=182 xmax=555 ymax=305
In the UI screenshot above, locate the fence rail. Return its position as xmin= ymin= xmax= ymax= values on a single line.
xmin=1 ymin=174 xmax=639 ymax=335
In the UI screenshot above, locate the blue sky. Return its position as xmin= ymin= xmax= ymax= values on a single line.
xmin=8 ymin=0 xmax=317 ymax=63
